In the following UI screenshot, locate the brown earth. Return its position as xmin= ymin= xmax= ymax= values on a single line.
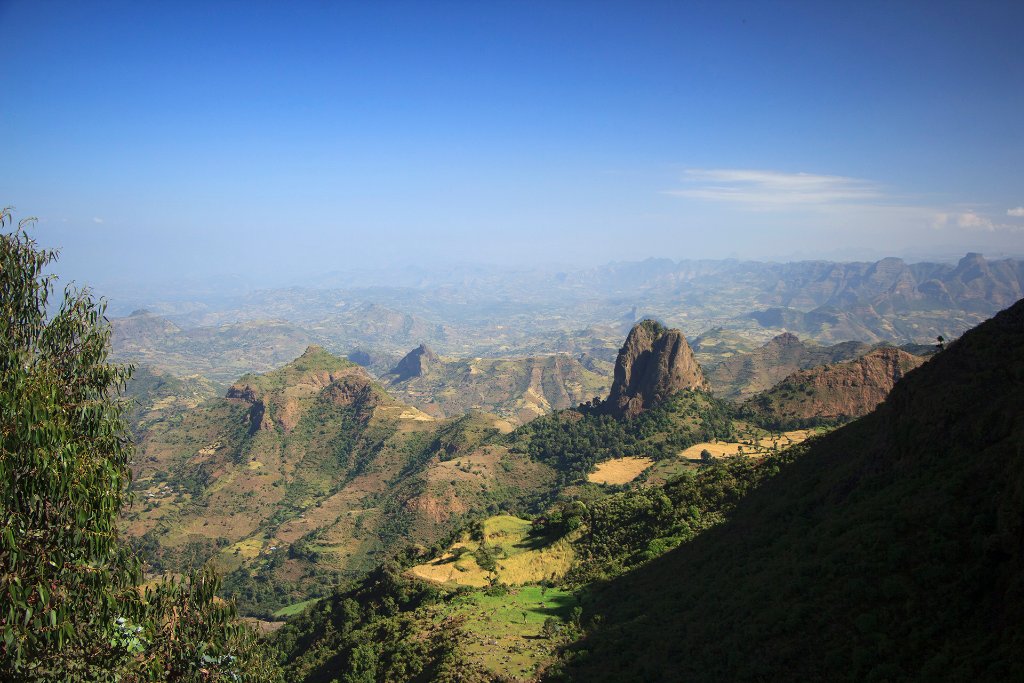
xmin=743 ymin=346 xmax=926 ymax=424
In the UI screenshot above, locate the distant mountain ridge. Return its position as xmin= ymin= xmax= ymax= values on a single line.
xmin=111 ymin=310 xmax=318 ymax=383
xmin=705 ymin=332 xmax=875 ymax=401
xmin=740 ymin=253 xmax=1024 ymax=341
xmin=570 ymin=253 xmax=1024 ymax=313
xmin=383 ymin=347 xmax=613 ymax=424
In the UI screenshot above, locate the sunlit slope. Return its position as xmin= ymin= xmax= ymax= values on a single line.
xmin=124 ymin=346 xmax=556 ymax=617
xmin=408 ymin=514 xmax=575 ymax=587
xmin=739 ymin=346 xmax=926 ymax=429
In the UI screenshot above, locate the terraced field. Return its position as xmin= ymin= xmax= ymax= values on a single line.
xmin=408 ymin=515 xmax=575 ymax=587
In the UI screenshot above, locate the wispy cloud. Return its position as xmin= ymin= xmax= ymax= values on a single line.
xmin=932 ymin=210 xmax=1023 ymax=233
xmin=666 ymin=169 xmax=882 ymax=208
xmin=92 ymin=217 xmax=104 ymax=224
xmin=667 ymin=168 xmax=1023 ymax=238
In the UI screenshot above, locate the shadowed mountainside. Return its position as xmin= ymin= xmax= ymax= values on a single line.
xmin=554 ymin=297 xmax=1024 ymax=681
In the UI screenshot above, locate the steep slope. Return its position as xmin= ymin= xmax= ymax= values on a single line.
xmin=604 ymin=320 xmax=708 ymax=418
xmin=555 ymin=298 xmax=1024 ymax=681
xmin=740 ymin=346 xmax=926 ymax=428
xmin=705 ymin=332 xmax=873 ymax=401
xmin=384 ymin=351 xmax=613 ymax=424
xmin=124 ymin=347 xmax=555 ymax=618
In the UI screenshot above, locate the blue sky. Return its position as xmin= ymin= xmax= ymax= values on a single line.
xmin=2 ymin=0 xmax=1022 ymax=288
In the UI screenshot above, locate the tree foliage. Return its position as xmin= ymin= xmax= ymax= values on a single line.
xmin=274 ymin=564 xmax=484 ymax=683
xmin=0 ymin=209 xmax=281 ymax=681
xmin=515 ymin=390 xmax=735 ymax=483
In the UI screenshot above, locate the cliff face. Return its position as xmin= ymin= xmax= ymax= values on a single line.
xmin=391 ymin=344 xmax=441 ymax=381
xmin=605 ymin=320 xmax=708 ymax=418
xmin=743 ymin=346 xmax=926 ymax=426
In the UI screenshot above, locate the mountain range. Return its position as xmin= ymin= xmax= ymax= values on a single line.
xmin=382 ymin=345 xmax=613 ymax=424
xmin=109 ymin=254 xmax=1023 ymax=381
xmin=264 ymin=298 xmax=1023 ymax=682
xmin=124 ymin=346 xmax=558 ymax=618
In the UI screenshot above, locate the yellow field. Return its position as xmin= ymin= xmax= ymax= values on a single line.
xmin=587 ymin=456 xmax=655 ymax=484
xmin=228 ymin=537 xmax=265 ymax=560
xmin=680 ymin=429 xmax=815 ymax=460
xmin=407 ymin=515 xmax=574 ymax=587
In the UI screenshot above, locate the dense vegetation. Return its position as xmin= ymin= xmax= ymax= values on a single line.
xmin=539 ymin=451 xmax=795 ymax=584
xmin=550 ymin=298 xmax=1024 ymax=681
xmin=0 ymin=211 xmax=280 ymax=681
xmin=516 ymin=390 xmax=734 ymax=483
xmin=273 ymin=565 xmax=477 ymax=683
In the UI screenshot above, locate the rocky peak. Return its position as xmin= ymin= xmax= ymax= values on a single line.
xmin=953 ymin=252 xmax=990 ymax=279
xmin=392 ymin=344 xmax=441 ymax=381
xmin=224 ymin=346 xmax=370 ymax=434
xmin=604 ymin=320 xmax=708 ymax=418
xmin=770 ymin=332 xmax=803 ymax=347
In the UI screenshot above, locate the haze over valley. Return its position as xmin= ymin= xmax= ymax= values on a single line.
xmin=4 ymin=2 xmax=1024 ymax=681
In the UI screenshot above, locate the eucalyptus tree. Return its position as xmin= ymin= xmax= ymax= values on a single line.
xmin=0 ymin=208 xmax=281 ymax=681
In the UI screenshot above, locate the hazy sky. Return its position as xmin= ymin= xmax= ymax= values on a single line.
xmin=2 ymin=1 xmax=1023 ymax=288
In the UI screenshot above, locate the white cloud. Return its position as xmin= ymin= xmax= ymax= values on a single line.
xmin=92 ymin=217 xmax=104 ymax=224
xmin=932 ymin=210 xmax=1022 ymax=233
xmin=666 ymin=169 xmax=882 ymax=208
xmin=1008 ymin=207 xmax=1024 ymax=217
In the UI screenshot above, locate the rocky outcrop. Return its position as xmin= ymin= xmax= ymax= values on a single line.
xmin=324 ymin=374 xmax=381 ymax=420
xmin=391 ymin=344 xmax=441 ymax=381
xmin=604 ymin=320 xmax=708 ymax=419
xmin=742 ymin=346 xmax=926 ymax=427
xmin=225 ymin=346 xmax=378 ymax=433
